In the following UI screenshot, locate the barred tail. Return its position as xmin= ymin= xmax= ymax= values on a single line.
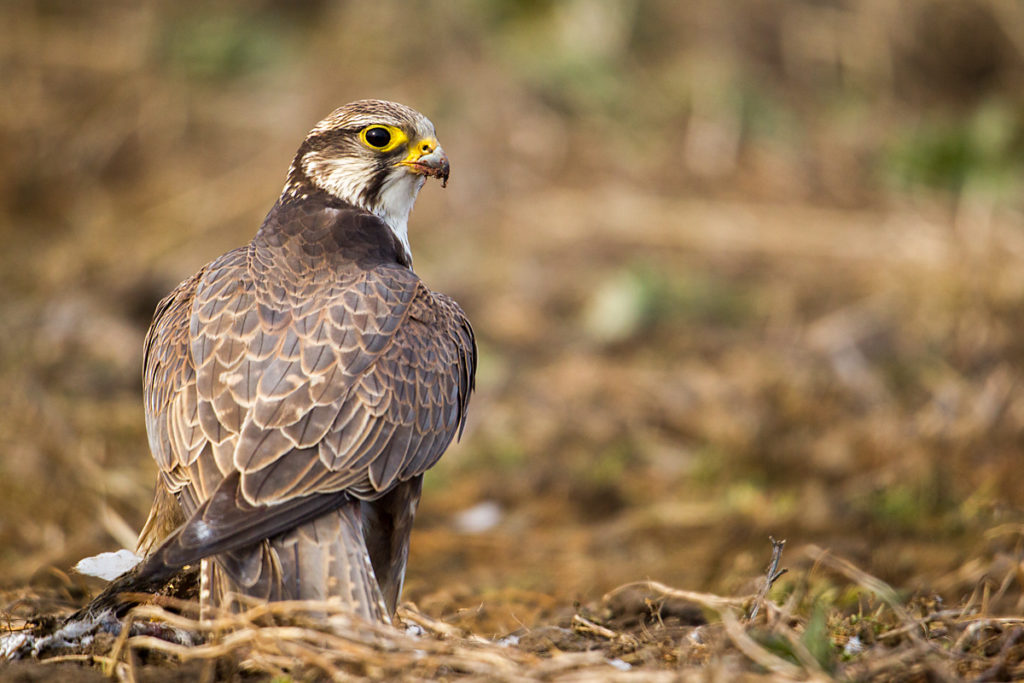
xmin=202 ymin=502 xmax=388 ymax=623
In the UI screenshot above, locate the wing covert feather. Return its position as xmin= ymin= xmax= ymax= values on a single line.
xmin=144 ymin=239 xmax=475 ymax=548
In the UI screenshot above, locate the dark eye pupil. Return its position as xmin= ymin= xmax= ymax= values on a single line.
xmin=365 ymin=127 xmax=391 ymax=147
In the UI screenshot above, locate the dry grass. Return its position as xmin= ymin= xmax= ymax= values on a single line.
xmin=5 ymin=541 xmax=1024 ymax=680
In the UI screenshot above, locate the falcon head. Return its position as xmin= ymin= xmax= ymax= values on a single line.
xmin=284 ymin=99 xmax=450 ymax=261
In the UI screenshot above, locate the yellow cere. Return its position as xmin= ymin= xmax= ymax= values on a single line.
xmin=403 ymin=137 xmax=438 ymax=164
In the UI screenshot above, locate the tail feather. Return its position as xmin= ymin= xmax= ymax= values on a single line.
xmin=204 ymin=502 xmax=387 ymax=623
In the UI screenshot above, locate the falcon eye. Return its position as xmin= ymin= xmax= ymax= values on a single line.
xmin=363 ymin=126 xmax=392 ymax=149
xmin=358 ymin=124 xmax=408 ymax=152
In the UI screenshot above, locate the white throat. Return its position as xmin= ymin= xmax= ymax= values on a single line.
xmin=372 ymin=172 xmax=425 ymax=265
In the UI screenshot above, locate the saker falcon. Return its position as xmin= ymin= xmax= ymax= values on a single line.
xmin=99 ymin=100 xmax=475 ymax=624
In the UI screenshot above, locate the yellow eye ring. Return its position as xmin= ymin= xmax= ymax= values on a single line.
xmin=359 ymin=125 xmax=408 ymax=153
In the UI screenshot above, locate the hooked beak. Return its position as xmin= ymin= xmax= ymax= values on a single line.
xmin=399 ymin=137 xmax=450 ymax=187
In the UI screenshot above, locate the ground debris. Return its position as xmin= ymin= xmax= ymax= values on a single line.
xmin=3 ymin=545 xmax=1024 ymax=681
xmin=1 ymin=606 xmax=197 ymax=662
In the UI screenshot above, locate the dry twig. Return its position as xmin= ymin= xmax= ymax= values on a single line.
xmin=749 ymin=536 xmax=788 ymax=621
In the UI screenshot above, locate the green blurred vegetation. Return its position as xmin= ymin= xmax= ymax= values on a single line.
xmin=885 ymin=101 xmax=1024 ymax=196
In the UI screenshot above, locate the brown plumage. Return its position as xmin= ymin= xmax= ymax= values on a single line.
xmin=109 ymin=100 xmax=475 ymax=623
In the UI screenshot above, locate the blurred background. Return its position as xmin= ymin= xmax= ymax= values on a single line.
xmin=2 ymin=0 xmax=1024 ymax=634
